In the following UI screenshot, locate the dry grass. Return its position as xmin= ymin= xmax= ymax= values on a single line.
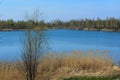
xmin=0 ymin=50 xmax=120 ymax=80
xmin=38 ymin=51 xmax=118 ymax=80
xmin=0 ymin=61 xmax=24 ymax=80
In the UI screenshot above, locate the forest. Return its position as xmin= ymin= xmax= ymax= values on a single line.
xmin=0 ymin=17 xmax=120 ymax=31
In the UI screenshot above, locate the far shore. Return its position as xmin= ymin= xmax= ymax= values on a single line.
xmin=0 ymin=28 xmax=120 ymax=32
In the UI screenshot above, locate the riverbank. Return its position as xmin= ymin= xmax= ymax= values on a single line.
xmin=0 ymin=51 xmax=120 ymax=80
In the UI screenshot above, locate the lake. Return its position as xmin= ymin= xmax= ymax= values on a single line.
xmin=0 ymin=30 xmax=120 ymax=64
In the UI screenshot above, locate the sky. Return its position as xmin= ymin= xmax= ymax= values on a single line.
xmin=0 ymin=0 xmax=120 ymax=21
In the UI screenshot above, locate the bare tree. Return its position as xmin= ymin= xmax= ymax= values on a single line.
xmin=25 ymin=8 xmax=41 ymax=24
xmin=32 ymin=9 xmax=39 ymax=23
xmin=21 ymin=30 xmax=46 ymax=80
xmin=20 ymin=9 xmax=47 ymax=80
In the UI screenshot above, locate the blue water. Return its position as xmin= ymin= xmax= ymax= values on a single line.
xmin=0 ymin=30 xmax=120 ymax=64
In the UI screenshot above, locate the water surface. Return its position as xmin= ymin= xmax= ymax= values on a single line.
xmin=0 ymin=30 xmax=120 ymax=64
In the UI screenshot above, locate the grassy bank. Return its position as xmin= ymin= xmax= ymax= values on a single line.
xmin=64 ymin=76 xmax=119 ymax=80
xmin=0 ymin=51 xmax=120 ymax=80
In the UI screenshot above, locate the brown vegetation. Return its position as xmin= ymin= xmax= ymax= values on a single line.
xmin=0 ymin=51 xmax=120 ymax=80
xmin=0 ymin=62 xmax=24 ymax=80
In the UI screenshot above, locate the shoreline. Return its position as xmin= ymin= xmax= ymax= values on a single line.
xmin=0 ymin=28 xmax=120 ymax=32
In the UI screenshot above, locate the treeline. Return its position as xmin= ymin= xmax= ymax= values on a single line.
xmin=0 ymin=17 xmax=120 ymax=31
xmin=49 ymin=17 xmax=120 ymax=31
xmin=0 ymin=19 xmax=47 ymax=30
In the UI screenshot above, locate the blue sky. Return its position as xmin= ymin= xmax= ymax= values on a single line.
xmin=0 ymin=0 xmax=120 ymax=21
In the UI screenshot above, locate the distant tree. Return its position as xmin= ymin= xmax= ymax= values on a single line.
xmin=69 ymin=20 xmax=75 ymax=27
xmin=80 ymin=19 xmax=84 ymax=29
xmin=96 ymin=17 xmax=101 ymax=30
xmin=38 ymin=20 xmax=46 ymax=27
xmin=85 ymin=18 xmax=89 ymax=28
xmin=6 ymin=19 xmax=14 ymax=27
xmin=105 ymin=17 xmax=109 ymax=29
xmin=92 ymin=19 xmax=95 ymax=28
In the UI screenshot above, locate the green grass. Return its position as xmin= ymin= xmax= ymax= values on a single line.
xmin=64 ymin=76 xmax=120 ymax=80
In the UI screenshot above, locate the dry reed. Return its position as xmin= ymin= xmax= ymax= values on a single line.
xmin=0 ymin=51 xmax=120 ymax=80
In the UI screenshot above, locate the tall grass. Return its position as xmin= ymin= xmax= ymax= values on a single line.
xmin=0 ymin=51 xmax=120 ymax=80
xmin=0 ymin=61 xmax=24 ymax=80
xmin=39 ymin=51 xmax=113 ymax=71
xmin=38 ymin=51 xmax=116 ymax=79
